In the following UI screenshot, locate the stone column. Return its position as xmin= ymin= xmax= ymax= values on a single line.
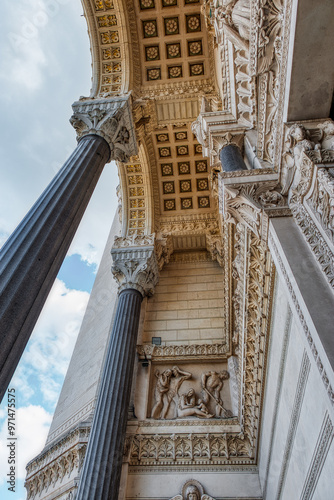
xmin=76 ymin=238 xmax=159 ymax=500
xmin=0 ymin=96 xmax=137 ymax=403
xmin=220 ymin=144 xmax=247 ymax=172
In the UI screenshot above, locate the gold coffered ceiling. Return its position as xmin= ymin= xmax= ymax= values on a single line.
xmin=134 ymin=0 xmax=211 ymax=85
xmin=154 ymin=122 xmax=212 ymax=215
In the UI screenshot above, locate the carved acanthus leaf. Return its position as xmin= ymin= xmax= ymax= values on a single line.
xmin=206 ymin=234 xmax=225 ymax=267
xmin=111 ymin=243 xmax=159 ymax=297
xmin=220 ymin=173 xmax=287 ymax=240
xmin=70 ymin=96 xmax=137 ymax=163
xmin=155 ymin=234 xmax=174 ymax=271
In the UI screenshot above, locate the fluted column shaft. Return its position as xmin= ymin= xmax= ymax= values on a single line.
xmin=76 ymin=288 xmax=143 ymax=500
xmin=0 ymin=134 xmax=110 ymax=402
xmin=220 ymin=144 xmax=247 ymax=172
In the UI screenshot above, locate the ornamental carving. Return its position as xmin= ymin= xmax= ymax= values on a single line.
xmin=128 ymin=432 xmax=252 ymax=466
xmin=220 ymin=175 xmax=287 ymax=240
xmin=159 ymin=214 xmax=219 ymax=235
xmin=282 ymin=123 xmax=321 ymax=196
xmin=111 ymin=243 xmax=159 ymax=297
xmin=170 ymin=479 xmax=216 ymax=500
xmin=285 ymin=120 xmax=334 ymax=288
xmin=137 ymin=343 xmax=228 ymax=361
xmin=307 ymin=168 xmax=334 ymax=245
xmin=25 ymin=425 xmax=89 ymax=500
xmin=70 ymin=96 xmax=137 ymax=162
xmin=150 ymin=366 xmax=232 ymax=420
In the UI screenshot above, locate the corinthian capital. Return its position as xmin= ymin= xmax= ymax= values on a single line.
xmin=70 ymin=96 xmax=137 ymax=163
xmin=111 ymin=236 xmax=159 ymax=297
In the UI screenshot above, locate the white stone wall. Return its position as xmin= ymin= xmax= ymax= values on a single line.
xmin=143 ymin=255 xmax=225 ymax=345
xmin=258 ymin=273 xmax=334 ymax=500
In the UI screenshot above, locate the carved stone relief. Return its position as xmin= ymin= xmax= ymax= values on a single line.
xmin=170 ymin=479 xmax=215 ymax=500
xmin=149 ymin=363 xmax=233 ymax=421
xmin=283 ymin=120 xmax=334 ymax=288
xmin=221 ymin=178 xmax=287 ymax=241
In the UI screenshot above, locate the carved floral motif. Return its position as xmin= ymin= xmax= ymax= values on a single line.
xmin=111 ymin=242 xmax=159 ymax=297
xmin=70 ymin=97 xmax=137 ymax=162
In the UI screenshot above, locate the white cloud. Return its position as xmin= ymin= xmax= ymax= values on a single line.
xmin=0 ymin=405 xmax=52 ymax=485
xmin=13 ymin=279 xmax=90 ymax=407
xmin=1 ymin=0 xmax=48 ymax=92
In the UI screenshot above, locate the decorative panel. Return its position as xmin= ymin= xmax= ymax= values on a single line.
xmin=181 ymin=197 xmax=193 ymax=209
xmin=166 ymin=42 xmax=181 ymax=59
xmin=168 ymin=65 xmax=183 ymax=78
xmin=164 ymin=17 xmax=179 ymax=35
xmin=145 ymin=45 xmax=160 ymax=61
xmin=142 ymin=19 xmax=158 ymax=38
xmin=178 ymin=161 xmax=191 ymax=175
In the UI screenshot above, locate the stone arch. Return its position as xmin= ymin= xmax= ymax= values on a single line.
xmin=82 ymin=0 xmax=138 ymax=97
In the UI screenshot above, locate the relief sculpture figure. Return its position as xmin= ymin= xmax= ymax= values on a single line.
xmin=170 ymin=479 xmax=215 ymax=500
xmin=177 ymin=389 xmax=213 ymax=419
xmin=151 ymin=366 xmax=191 ymax=419
xmin=201 ymin=370 xmax=232 ymax=417
xmin=151 ymin=368 xmax=173 ymax=419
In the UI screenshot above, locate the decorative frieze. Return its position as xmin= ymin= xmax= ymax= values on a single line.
xmin=128 ymin=431 xmax=253 ymax=466
xmin=137 ymin=343 xmax=228 ymax=361
xmin=70 ymin=96 xmax=137 ymax=162
xmin=159 ymin=213 xmax=219 ymax=235
xmin=25 ymin=425 xmax=90 ymax=500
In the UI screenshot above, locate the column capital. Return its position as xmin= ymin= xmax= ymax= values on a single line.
xmin=70 ymin=96 xmax=137 ymax=163
xmin=111 ymin=234 xmax=159 ymax=297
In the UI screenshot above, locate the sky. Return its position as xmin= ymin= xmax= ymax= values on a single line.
xmin=0 ymin=1 xmax=119 ymax=497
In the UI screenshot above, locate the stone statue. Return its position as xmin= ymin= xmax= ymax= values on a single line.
xmin=318 ymin=120 xmax=334 ymax=150
xmin=282 ymin=123 xmax=319 ymax=195
xmin=177 ymin=389 xmax=213 ymax=419
xmin=151 ymin=366 xmax=191 ymax=419
xmin=201 ymin=370 xmax=231 ymax=417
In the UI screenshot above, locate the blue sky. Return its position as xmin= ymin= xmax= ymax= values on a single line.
xmin=0 ymin=1 xmax=119 ymax=497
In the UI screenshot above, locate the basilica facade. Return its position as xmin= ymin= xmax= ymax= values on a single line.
xmin=20 ymin=0 xmax=334 ymax=499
